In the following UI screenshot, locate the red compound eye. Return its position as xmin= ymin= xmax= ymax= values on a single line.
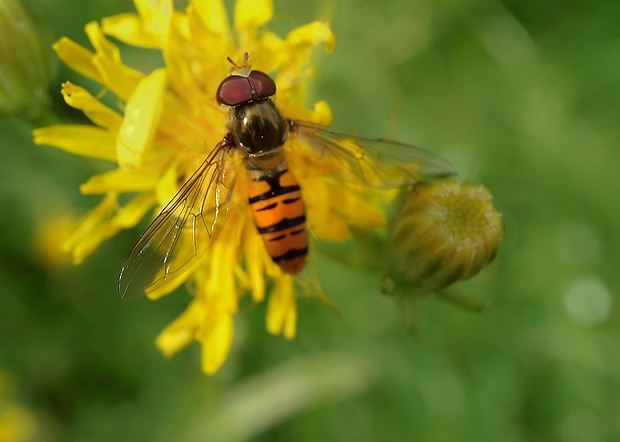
xmin=216 ymin=76 xmax=253 ymax=106
xmin=248 ymin=70 xmax=276 ymax=100
xmin=216 ymin=70 xmax=277 ymax=106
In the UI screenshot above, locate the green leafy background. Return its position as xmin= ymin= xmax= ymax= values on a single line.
xmin=1 ymin=0 xmax=619 ymax=441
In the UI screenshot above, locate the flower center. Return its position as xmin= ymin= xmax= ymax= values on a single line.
xmin=439 ymin=186 xmax=492 ymax=242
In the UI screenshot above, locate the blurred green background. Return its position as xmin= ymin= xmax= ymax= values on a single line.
xmin=1 ymin=0 xmax=619 ymax=441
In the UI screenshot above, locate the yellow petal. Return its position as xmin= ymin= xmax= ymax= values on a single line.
xmin=243 ymin=228 xmax=268 ymax=302
xmin=280 ymin=99 xmax=332 ymax=126
xmin=117 ymin=68 xmax=167 ymax=167
xmin=286 ymin=21 xmax=335 ymax=52
xmin=266 ymin=274 xmax=297 ymax=339
xmin=103 ymin=0 xmax=172 ymax=46
xmin=34 ymin=125 xmax=117 ymax=162
xmin=102 ymin=13 xmax=160 ymax=48
xmin=135 ymin=0 xmax=172 ymax=38
xmin=310 ymin=100 xmax=333 ymax=125
xmin=61 ymin=82 xmax=123 ymax=131
xmin=53 ymin=37 xmax=102 ymax=83
xmin=156 ymin=301 xmax=203 ymax=357
xmin=199 ymin=312 xmax=233 ymax=375
xmin=154 ymin=164 xmax=178 ymax=206
xmin=145 ymin=224 xmax=218 ymax=300
xmin=80 ymin=166 xmax=161 ymax=194
xmin=277 ymin=22 xmax=335 ymax=89
xmin=112 ymin=192 xmax=156 ymax=227
xmin=192 ymin=0 xmax=230 ymax=37
xmin=303 ymin=181 xmax=386 ymax=242
xmin=62 ymin=192 xmax=155 ymax=264
xmin=62 ymin=193 xmax=120 ymax=263
xmin=145 ymin=256 xmax=204 ymax=300
xmin=85 ymin=22 xmax=145 ymax=100
xmin=186 ymin=2 xmax=234 ymax=79
xmin=234 ymin=0 xmax=272 ymax=31
xmin=252 ymin=30 xmax=283 ymax=72
xmin=85 ymin=21 xmax=120 ymax=59
xmin=203 ymin=221 xmax=244 ymax=312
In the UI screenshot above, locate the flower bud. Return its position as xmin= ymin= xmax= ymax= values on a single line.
xmin=386 ymin=178 xmax=503 ymax=293
xmin=0 ymin=0 xmax=55 ymax=120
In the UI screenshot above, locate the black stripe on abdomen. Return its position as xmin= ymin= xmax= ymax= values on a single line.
xmin=256 ymin=215 xmax=306 ymax=234
xmin=248 ymin=169 xmax=300 ymax=204
xmin=255 ymin=202 xmax=278 ymax=211
xmin=272 ymin=247 xmax=309 ymax=263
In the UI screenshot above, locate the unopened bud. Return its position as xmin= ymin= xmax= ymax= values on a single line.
xmin=0 ymin=0 xmax=55 ymax=120
xmin=386 ymin=178 xmax=504 ymax=293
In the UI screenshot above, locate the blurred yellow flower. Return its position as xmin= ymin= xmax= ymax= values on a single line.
xmin=32 ymin=0 xmax=398 ymax=374
xmin=32 ymin=214 xmax=76 ymax=269
xmin=0 ymin=371 xmax=38 ymax=442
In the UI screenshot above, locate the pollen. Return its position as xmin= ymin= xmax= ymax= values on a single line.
xmin=439 ymin=184 xmax=496 ymax=242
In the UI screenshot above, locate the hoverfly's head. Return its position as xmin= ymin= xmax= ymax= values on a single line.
xmin=215 ymin=53 xmax=276 ymax=107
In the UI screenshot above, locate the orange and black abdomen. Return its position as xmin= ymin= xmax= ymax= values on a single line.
xmin=247 ymin=166 xmax=308 ymax=274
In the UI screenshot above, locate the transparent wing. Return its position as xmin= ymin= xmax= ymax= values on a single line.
xmin=289 ymin=120 xmax=455 ymax=188
xmin=118 ymin=143 xmax=236 ymax=299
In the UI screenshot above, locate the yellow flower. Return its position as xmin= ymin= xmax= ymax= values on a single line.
xmin=385 ymin=178 xmax=504 ymax=294
xmin=0 ymin=371 xmax=38 ymax=442
xmin=32 ymin=214 xmax=76 ymax=269
xmin=33 ymin=0 xmax=398 ymax=375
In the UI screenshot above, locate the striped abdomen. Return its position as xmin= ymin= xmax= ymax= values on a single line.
xmin=247 ymin=165 xmax=308 ymax=274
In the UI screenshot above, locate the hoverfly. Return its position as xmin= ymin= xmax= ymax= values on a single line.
xmin=118 ymin=54 xmax=455 ymax=299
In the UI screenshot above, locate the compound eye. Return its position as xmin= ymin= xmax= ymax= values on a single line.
xmin=216 ymin=76 xmax=252 ymax=106
xmin=248 ymin=71 xmax=276 ymax=99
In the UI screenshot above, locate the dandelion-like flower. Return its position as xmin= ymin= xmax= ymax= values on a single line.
xmin=385 ymin=178 xmax=504 ymax=294
xmin=33 ymin=0 xmax=455 ymax=374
